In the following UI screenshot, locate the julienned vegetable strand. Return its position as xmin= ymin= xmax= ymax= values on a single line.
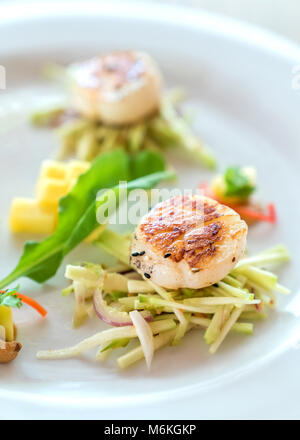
xmin=37 ymin=243 xmax=290 ymax=367
xmin=36 ymin=319 xmax=176 ymax=359
xmin=230 ymin=203 xmax=277 ymax=224
xmin=15 ymin=293 xmax=47 ymax=317
xmin=31 ymin=90 xmax=217 ymax=169
xmin=129 ymin=310 xmax=154 ymax=370
xmin=161 ymin=96 xmax=216 ymax=170
xmin=200 ymin=175 xmax=277 ymax=224
xmin=0 ymin=288 xmax=47 ymax=316
xmin=0 ymin=149 xmax=175 ymax=289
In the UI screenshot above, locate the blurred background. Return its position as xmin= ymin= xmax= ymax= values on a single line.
xmin=12 ymin=0 xmax=300 ymax=45
xmin=151 ymin=0 xmax=300 ymax=44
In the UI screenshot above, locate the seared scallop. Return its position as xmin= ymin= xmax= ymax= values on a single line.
xmin=69 ymin=51 xmax=162 ymax=125
xmin=130 ymin=195 xmax=248 ymax=289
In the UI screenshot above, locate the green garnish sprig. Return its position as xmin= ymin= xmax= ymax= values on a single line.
xmin=0 ymin=286 xmax=22 ymax=309
xmin=224 ymin=166 xmax=255 ymax=200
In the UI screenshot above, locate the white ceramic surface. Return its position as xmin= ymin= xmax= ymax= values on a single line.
xmin=0 ymin=1 xmax=300 ymax=420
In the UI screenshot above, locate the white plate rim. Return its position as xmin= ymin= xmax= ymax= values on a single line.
xmin=0 ymin=0 xmax=300 ymax=63
xmin=1 ymin=0 xmax=300 ymax=418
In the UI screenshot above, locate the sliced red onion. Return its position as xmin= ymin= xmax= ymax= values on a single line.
xmin=93 ymin=288 xmax=153 ymax=327
xmin=129 ymin=310 xmax=154 ymax=370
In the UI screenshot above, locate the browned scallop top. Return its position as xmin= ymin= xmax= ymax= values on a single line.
xmin=139 ymin=195 xmax=240 ymax=269
xmin=75 ymin=51 xmax=146 ymax=90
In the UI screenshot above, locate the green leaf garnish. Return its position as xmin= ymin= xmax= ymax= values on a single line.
xmin=0 ymin=287 xmax=22 ymax=309
xmin=0 ymin=149 xmax=174 ymax=289
xmin=224 ymin=166 xmax=255 ymax=199
xmin=130 ymin=149 xmax=166 ymax=180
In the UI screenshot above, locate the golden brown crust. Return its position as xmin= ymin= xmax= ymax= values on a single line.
xmin=139 ymin=195 xmax=241 ymax=269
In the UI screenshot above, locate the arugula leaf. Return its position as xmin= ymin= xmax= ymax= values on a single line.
xmin=0 ymin=149 xmax=174 ymax=289
xmin=130 ymin=149 xmax=166 ymax=180
xmin=224 ymin=167 xmax=255 ymax=199
xmin=0 ymin=150 xmax=129 ymax=288
xmin=0 ymin=287 xmax=22 ymax=309
xmin=66 ymin=170 xmax=174 ymax=255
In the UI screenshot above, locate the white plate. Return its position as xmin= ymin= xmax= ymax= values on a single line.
xmin=1 ymin=1 xmax=300 ymax=420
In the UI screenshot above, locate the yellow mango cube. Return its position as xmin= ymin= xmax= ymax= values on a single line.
xmin=39 ymin=160 xmax=68 ymax=180
xmin=37 ymin=177 xmax=69 ymax=210
xmin=66 ymin=160 xmax=90 ymax=182
xmin=36 ymin=160 xmax=68 ymax=197
xmin=10 ymin=197 xmax=56 ymax=234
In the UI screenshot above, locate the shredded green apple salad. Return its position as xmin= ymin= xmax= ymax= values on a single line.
xmin=36 ymin=229 xmax=290 ymax=369
xmin=31 ymin=89 xmax=216 ymax=169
